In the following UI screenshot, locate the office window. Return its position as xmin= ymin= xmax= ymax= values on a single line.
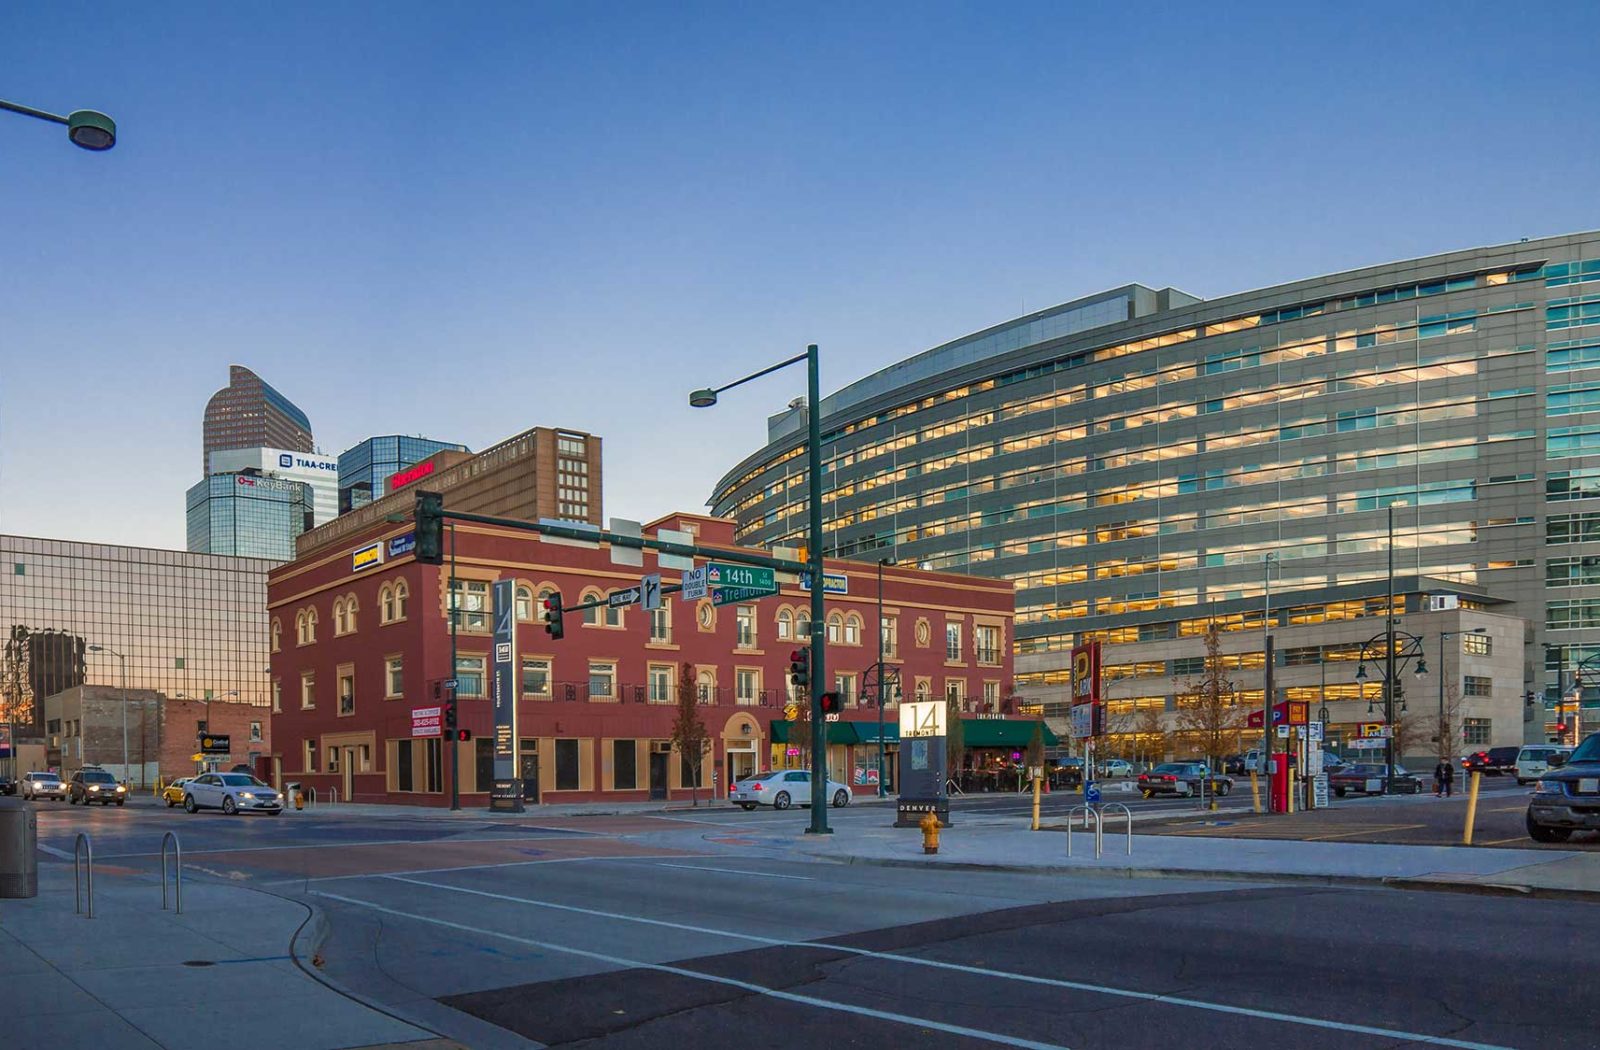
xmin=650 ymin=604 xmax=671 ymax=643
xmin=827 ymin=612 xmax=843 ymax=643
xmin=271 ymin=619 xmax=281 ymax=652
xmin=327 ymin=745 xmax=340 ymax=772
xmin=881 ymin=615 xmax=898 ymax=658
xmin=736 ymin=605 xmax=756 ymax=648
xmin=603 ymin=592 xmax=624 ymax=627
xmin=1462 ymin=633 xmax=1492 ymax=656
xmin=698 ymin=669 xmax=716 ymax=704
xmin=843 ymin=614 xmax=862 ymax=646
xmin=946 ymin=622 xmax=962 ymax=662
xmin=583 ymin=589 xmax=604 ymax=626
xmin=338 ymin=666 xmax=355 ymax=716
xmin=455 ymin=655 xmax=486 ymax=697
xmin=386 ymin=656 xmax=404 ymax=698
xmin=555 ymin=739 xmax=580 ymax=790
xmin=521 ymin=657 xmax=551 ymax=698
xmin=976 ymin=625 xmax=1001 ymax=664
xmin=983 ymin=681 xmax=1000 ymax=710
xmin=1464 ymin=717 xmax=1492 ymax=745
xmin=589 ymin=661 xmax=616 ymax=700
xmin=613 ymin=739 xmax=638 ymax=790
xmin=1464 ymin=675 xmax=1492 ymax=697
xmin=300 ymin=670 xmax=315 ymax=710
xmin=381 ymin=585 xmax=395 ymax=624
xmin=303 ymin=738 xmax=317 ymax=771
xmin=448 ymin=579 xmax=489 ymax=631
xmin=835 ymin=672 xmax=857 ymax=706
xmin=946 ymin=679 xmax=966 ymax=708
xmin=649 ymin=664 xmax=673 ymax=703
xmin=737 ymin=668 xmax=760 ymax=705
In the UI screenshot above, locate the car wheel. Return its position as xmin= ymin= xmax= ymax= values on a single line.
xmin=739 ymin=803 xmax=756 ymax=811
xmin=1217 ymin=782 xmax=1232 ymax=797
xmin=166 ymin=798 xmax=176 ymax=807
xmin=183 ymin=794 xmax=198 ymax=814
xmin=833 ymin=789 xmax=849 ymax=808
xmin=222 ymin=796 xmax=238 ymax=815
xmin=1334 ymin=787 xmax=1347 ymax=798
xmin=116 ymin=799 xmax=125 ymax=806
xmin=773 ymin=791 xmax=792 ymax=810
xmin=1527 ymin=816 xmax=1571 ymax=843
xmin=1516 ymin=778 xmax=1528 ymax=786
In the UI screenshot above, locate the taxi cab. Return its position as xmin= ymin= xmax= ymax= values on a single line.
xmin=162 ymin=777 xmax=194 ymax=807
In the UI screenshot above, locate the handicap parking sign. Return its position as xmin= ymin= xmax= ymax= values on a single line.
xmin=1085 ymin=781 xmax=1101 ymax=803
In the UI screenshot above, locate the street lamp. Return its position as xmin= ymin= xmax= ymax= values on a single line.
xmin=85 ymin=645 xmax=128 ymax=784
xmin=1437 ymin=628 xmax=1486 ymax=761
xmin=692 ymin=344 xmax=832 ymax=833
xmin=0 ymin=99 xmax=116 ymax=150
xmin=1354 ymin=631 xmax=1427 ymax=795
xmin=875 ymin=556 xmax=895 ymax=798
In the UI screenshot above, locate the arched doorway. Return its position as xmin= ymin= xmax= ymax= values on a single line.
xmin=721 ymin=712 xmax=762 ymax=796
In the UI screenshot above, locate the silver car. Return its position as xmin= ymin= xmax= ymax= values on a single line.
xmin=22 ymin=771 xmax=67 ymax=801
xmin=183 ymin=772 xmax=283 ymax=815
xmin=730 ymin=769 xmax=852 ymax=811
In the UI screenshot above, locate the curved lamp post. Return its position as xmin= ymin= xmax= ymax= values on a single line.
xmin=1354 ymin=631 xmax=1427 ymax=794
xmin=0 ymin=99 xmax=116 ymax=150
xmin=691 ymin=345 xmax=832 ymax=834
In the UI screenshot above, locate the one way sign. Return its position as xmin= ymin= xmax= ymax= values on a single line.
xmin=641 ymin=574 xmax=662 ymax=610
xmin=608 ymin=588 xmax=641 ymax=609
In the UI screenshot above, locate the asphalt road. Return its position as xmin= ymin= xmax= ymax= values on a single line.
xmin=26 ymin=793 xmax=1600 ymax=1049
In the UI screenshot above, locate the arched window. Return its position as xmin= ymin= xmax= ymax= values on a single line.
xmin=915 ymin=679 xmax=930 ymax=702
xmin=271 ymin=618 xmax=282 ymax=652
xmin=343 ymin=593 xmax=357 ymax=633
xmin=582 ymin=589 xmax=604 ymax=626
xmin=697 ymin=669 xmax=716 ymax=704
xmin=393 ymin=580 xmax=408 ymax=619
xmin=306 ymin=607 xmax=318 ymax=642
xmin=295 ymin=610 xmax=306 ymax=645
xmin=380 ymin=585 xmax=395 ymax=624
xmin=516 ymin=585 xmax=534 ymax=622
xmin=844 ymin=613 xmax=862 ymax=646
xmin=332 ymin=598 xmax=344 ymax=635
xmin=776 ymin=608 xmax=793 ymax=640
xmin=827 ymin=612 xmax=843 ymax=644
xmin=796 ymin=611 xmax=811 ymax=639
xmin=604 ymin=591 xmax=624 ymax=627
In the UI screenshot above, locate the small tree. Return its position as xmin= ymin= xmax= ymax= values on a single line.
xmin=1025 ymin=718 xmax=1046 ymax=777
xmin=1174 ymin=623 xmax=1247 ymax=770
xmin=1428 ymin=682 xmax=1465 ymax=762
xmin=945 ymin=692 xmax=965 ymax=782
xmin=670 ymin=662 xmax=710 ymax=807
xmin=788 ymin=691 xmax=813 ymax=767
xmin=1134 ymin=707 xmax=1167 ymax=767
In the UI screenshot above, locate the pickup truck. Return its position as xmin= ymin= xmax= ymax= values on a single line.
xmin=1527 ymin=732 xmax=1600 ymax=843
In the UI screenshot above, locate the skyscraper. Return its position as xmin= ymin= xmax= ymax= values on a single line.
xmin=202 ymin=365 xmax=314 ymax=473
xmin=337 ymin=435 xmax=470 ymax=513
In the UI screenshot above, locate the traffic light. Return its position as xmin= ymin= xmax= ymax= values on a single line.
xmin=455 ymin=728 xmax=472 ymax=742
xmin=544 ymin=592 xmax=565 ymax=640
xmin=415 ymin=490 xmax=445 ymax=565
xmin=444 ymin=698 xmax=458 ymax=730
xmin=789 ymin=648 xmax=810 ymax=691
xmin=819 ymin=691 xmax=842 ymax=715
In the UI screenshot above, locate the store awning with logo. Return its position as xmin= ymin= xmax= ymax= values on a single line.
xmin=960 ymin=719 xmax=1059 ymax=749
xmin=770 ymin=720 xmax=871 ymax=745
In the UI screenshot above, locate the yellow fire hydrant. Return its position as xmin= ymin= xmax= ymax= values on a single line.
xmin=919 ymin=810 xmax=942 ymax=854
xmin=295 ymin=789 xmax=305 ymax=811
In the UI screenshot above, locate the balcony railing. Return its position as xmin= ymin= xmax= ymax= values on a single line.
xmin=534 ymin=682 xmax=784 ymax=707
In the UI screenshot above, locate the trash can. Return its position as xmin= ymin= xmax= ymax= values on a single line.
xmin=0 ymin=797 xmax=38 ymax=898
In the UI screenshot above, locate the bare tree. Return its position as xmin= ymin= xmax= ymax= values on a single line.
xmin=1174 ymin=623 xmax=1248 ymax=770
xmin=788 ymin=691 xmax=813 ymax=766
xmin=669 ymin=662 xmax=710 ymax=807
xmin=1025 ymin=718 xmax=1046 ymax=775
xmin=1134 ymin=706 xmax=1167 ymax=767
xmin=945 ymin=692 xmax=965 ymax=779
xmin=1427 ymin=682 xmax=1465 ymax=762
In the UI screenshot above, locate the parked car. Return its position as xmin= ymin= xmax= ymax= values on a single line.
xmin=1099 ymin=758 xmax=1136 ymax=778
xmin=1515 ymin=746 xmax=1573 ymax=785
xmin=1137 ymin=763 xmax=1233 ymax=798
xmin=69 ymin=766 xmax=128 ymax=806
xmin=1050 ymin=758 xmax=1085 ymax=788
xmin=1463 ymin=746 xmax=1520 ymax=776
xmin=729 ymin=770 xmax=852 ymax=810
xmin=21 ymin=771 xmax=67 ymax=801
xmin=1330 ymin=763 xmax=1422 ymax=797
xmin=0 ymin=775 xmax=14 ymax=796
xmin=1526 ymin=732 xmax=1600 ymax=842
xmin=182 ymin=772 xmax=283 ymax=815
xmin=162 ymin=777 xmax=194 ymax=807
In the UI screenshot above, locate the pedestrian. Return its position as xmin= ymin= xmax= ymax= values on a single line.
xmin=1433 ymin=760 xmax=1446 ymax=797
xmin=1441 ymin=758 xmax=1454 ymax=798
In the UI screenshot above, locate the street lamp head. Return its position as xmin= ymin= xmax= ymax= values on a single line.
xmin=1355 ymin=663 xmax=1368 ymax=682
xmin=67 ymin=109 xmax=115 ymax=151
xmin=1414 ymin=656 xmax=1428 ymax=677
xmin=688 ymin=388 xmax=719 ymax=408
xmin=1471 ymin=627 xmax=1487 ymax=634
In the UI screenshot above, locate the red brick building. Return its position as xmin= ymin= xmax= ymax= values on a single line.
xmin=266 ymin=512 xmax=1017 ymax=806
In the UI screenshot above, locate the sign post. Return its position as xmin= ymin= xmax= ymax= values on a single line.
xmin=895 ymin=700 xmax=949 ymax=827
xmin=490 ymin=579 xmax=523 ymax=812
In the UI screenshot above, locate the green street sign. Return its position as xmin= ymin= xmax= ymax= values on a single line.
xmin=708 ymin=562 xmax=774 ymax=591
xmin=712 ymin=583 xmax=777 ymax=607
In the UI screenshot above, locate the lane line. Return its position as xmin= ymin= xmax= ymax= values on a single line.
xmin=314 ymin=890 xmax=1074 ymax=1050
xmin=1303 ymin=824 xmax=1424 ymax=842
xmin=37 ymin=843 xmax=74 ymax=860
xmin=263 ymin=853 xmax=693 ymax=885
xmin=372 ymin=873 xmax=1512 ymax=1050
xmin=653 ymin=863 xmax=814 ymax=881
xmin=81 ymin=833 xmax=561 ymax=861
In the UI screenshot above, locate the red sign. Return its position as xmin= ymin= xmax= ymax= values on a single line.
xmin=388 ymin=459 xmax=436 ymax=493
xmin=411 ymin=705 xmax=442 ymax=738
xmin=1247 ymin=701 xmax=1310 ymax=729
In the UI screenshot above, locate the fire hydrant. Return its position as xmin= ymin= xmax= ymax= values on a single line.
xmin=919 ymin=810 xmax=942 ymax=854
xmin=294 ymin=789 xmax=305 ymax=811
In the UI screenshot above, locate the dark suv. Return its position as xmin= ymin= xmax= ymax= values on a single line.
xmin=69 ymin=766 xmax=128 ymax=806
xmin=1527 ymin=732 xmax=1598 ymax=842
xmin=1463 ymin=746 xmax=1519 ymax=776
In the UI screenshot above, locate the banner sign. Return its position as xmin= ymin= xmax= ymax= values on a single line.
xmin=492 ymin=579 xmax=517 ymax=781
xmin=412 ymin=706 xmax=442 ymax=737
xmin=0 ymin=722 xmax=11 ymax=758
xmin=1069 ymin=640 xmax=1102 ymax=738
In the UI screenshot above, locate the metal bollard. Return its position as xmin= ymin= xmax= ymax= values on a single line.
xmin=74 ymin=832 xmax=94 ymax=918
xmin=0 ymin=797 xmax=38 ymax=899
xmin=1066 ymin=804 xmax=1102 ymax=858
xmin=1101 ymin=802 xmax=1133 ymax=856
xmin=161 ymin=831 xmax=183 ymax=914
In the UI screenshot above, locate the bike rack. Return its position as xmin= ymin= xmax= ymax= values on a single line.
xmin=1065 ymin=804 xmax=1102 ymax=859
xmin=161 ymin=831 xmax=183 ymax=914
xmin=1100 ymin=802 xmax=1133 ymax=856
xmin=74 ymin=832 xmax=94 ymax=918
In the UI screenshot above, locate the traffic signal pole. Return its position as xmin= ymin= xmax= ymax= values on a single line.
xmin=449 ymin=522 xmax=460 ymax=812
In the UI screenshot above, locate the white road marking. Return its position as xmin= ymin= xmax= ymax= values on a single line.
xmin=652 ymin=862 xmax=814 ymax=880
xmin=375 ymin=873 xmax=1514 ymax=1050
xmin=263 ymin=853 xmax=691 ymax=885
xmin=87 ymin=833 xmax=552 ymax=861
xmin=36 ymin=843 xmax=74 ymax=860
xmin=314 ymin=890 xmax=1075 ymax=1050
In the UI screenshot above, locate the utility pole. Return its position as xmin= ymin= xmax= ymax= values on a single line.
xmin=876 ymin=556 xmax=892 ymax=798
xmin=449 ymin=522 xmax=460 ymax=811
xmin=1261 ymin=552 xmax=1275 ymax=810
xmin=1385 ymin=505 xmax=1398 ymax=796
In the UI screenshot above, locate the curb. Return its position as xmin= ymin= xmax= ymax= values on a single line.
xmin=802 ymin=849 xmax=1600 ymax=902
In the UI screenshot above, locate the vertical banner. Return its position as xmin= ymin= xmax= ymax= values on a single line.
xmin=1069 ymin=640 xmax=1102 ymax=738
xmin=491 ymin=579 xmax=520 ymax=809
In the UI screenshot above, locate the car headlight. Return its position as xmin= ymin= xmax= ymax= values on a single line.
xmin=239 ymin=791 xmax=255 ymax=799
xmin=1535 ymin=779 xmax=1567 ymax=797
xmin=88 ymin=785 xmax=99 ymax=792
xmin=115 ymin=785 xmax=126 ymax=793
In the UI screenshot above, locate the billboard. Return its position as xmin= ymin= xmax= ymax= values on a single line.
xmin=1069 ymin=640 xmax=1102 ymax=738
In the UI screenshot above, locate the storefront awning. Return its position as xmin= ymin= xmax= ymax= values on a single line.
xmin=769 ymin=720 xmax=865 ymax=745
xmin=960 ymin=719 xmax=1059 ymax=749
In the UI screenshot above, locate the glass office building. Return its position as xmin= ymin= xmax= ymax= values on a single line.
xmin=711 ymin=232 xmax=1600 ymax=751
xmin=186 ymin=473 xmax=313 ymax=562
xmin=1 ymin=534 xmax=273 ymax=734
xmin=202 ymin=365 xmax=314 ymax=474
xmin=337 ymin=435 xmax=469 ymax=513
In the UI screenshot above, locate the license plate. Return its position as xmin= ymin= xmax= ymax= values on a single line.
xmin=1579 ymin=778 xmax=1599 ymax=794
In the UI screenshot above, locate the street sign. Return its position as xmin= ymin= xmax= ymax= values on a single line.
xmin=1070 ymin=704 xmax=1094 ymax=739
xmin=442 ymin=677 xmax=459 ymax=690
xmin=199 ymin=734 xmax=231 ymax=755
xmin=608 ymin=587 xmax=641 ymax=609
xmin=657 ymin=529 xmax=695 ymax=571
xmin=709 ymin=562 xmax=774 ymax=591
xmin=641 ymin=574 xmax=662 ymax=610
xmin=799 ymin=571 xmax=849 ymax=594
xmin=1312 ymin=774 xmax=1330 ymax=807
xmin=681 ymin=566 xmax=708 ymax=601
xmin=899 ymin=700 xmax=946 ymax=739
xmin=1085 ymin=782 xmax=1102 ymax=803
xmin=609 ymin=518 xmax=644 ymax=567
xmin=412 ymin=706 xmax=442 ymax=738
xmin=1350 ymin=737 xmax=1386 ymax=749
xmin=1276 ymin=725 xmax=1290 ymax=738
xmin=1308 ymin=721 xmax=1325 ymax=742
xmin=713 ymin=584 xmax=777 ymax=606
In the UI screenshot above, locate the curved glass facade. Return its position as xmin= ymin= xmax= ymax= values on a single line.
xmin=711 ymin=233 xmax=1600 ymax=751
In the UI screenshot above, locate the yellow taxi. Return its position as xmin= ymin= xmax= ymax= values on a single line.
xmin=161 ymin=777 xmax=195 ymax=807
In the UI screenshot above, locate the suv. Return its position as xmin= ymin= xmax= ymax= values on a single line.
xmin=69 ymin=766 xmax=127 ymax=806
xmin=1527 ymin=732 xmax=1600 ymax=842
xmin=1463 ymin=746 xmax=1520 ymax=776
xmin=1516 ymin=745 xmax=1573 ymax=785
xmin=22 ymin=771 xmax=67 ymax=801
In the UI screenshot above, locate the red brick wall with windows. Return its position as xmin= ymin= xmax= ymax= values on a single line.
xmin=267 ymin=511 xmax=1015 ymax=806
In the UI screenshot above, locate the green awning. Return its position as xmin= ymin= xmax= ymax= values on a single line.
xmin=959 ymin=719 xmax=1058 ymax=749
xmin=769 ymin=720 xmax=874 ymax=745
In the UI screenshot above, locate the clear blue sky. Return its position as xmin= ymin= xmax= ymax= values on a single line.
xmin=4 ymin=2 xmax=1598 ymax=549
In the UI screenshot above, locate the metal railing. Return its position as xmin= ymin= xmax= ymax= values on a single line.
xmin=1066 ymin=804 xmax=1101 ymax=859
xmin=161 ymin=831 xmax=183 ymax=914
xmin=74 ymin=832 xmax=93 ymax=918
xmin=1100 ymin=802 xmax=1133 ymax=856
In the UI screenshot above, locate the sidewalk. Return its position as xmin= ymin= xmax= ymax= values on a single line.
xmin=744 ymin=816 xmax=1600 ymax=901
xmin=0 ymin=862 xmax=446 ymax=1050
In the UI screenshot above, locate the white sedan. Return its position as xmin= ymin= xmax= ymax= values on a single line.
xmin=730 ymin=769 xmax=852 ymax=811
xmin=183 ymin=772 xmax=283 ymax=815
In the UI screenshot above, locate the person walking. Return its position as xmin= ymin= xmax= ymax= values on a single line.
xmin=1434 ymin=758 xmax=1454 ymax=798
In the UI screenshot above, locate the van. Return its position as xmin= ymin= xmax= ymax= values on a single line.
xmin=1515 ymin=745 xmax=1572 ymax=785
